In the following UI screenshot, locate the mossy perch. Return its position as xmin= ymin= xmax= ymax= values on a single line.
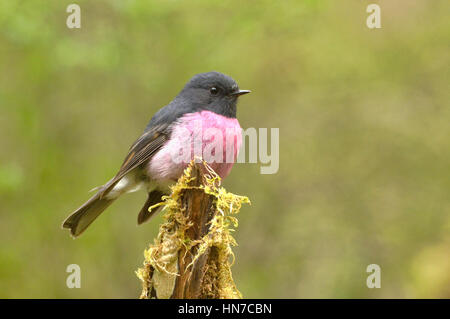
xmin=136 ymin=160 xmax=249 ymax=299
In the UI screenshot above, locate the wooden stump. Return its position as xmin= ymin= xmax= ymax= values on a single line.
xmin=137 ymin=160 xmax=248 ymax=299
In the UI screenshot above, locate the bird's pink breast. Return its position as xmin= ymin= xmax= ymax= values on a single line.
xmin=147 ymin=111 xmax=242 ymax=181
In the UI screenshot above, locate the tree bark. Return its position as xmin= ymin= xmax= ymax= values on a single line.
xmin=170 ymin=164 xmax=216 ymax=298
xmin=137 ymin=161 xmax=246 ymax=299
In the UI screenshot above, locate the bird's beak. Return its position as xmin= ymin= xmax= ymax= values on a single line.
xmin=230 ymin=89 xmax=251 ymax=96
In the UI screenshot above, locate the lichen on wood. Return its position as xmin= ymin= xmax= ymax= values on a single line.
xmin=136 ymin=159 xmax=249 ymax=299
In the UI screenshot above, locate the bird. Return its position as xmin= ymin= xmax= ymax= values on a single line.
xmin=62 ymin=71 xmax=250 ymax=237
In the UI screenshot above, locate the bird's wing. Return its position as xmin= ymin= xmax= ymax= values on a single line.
xmin=98 ymin=123 xmax=171 ymax=198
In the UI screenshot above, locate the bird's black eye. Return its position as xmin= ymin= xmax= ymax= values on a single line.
xmin=210 ymin=87 xmax=218 ymax=95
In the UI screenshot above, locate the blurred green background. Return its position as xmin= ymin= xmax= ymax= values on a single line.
xmin=0 ymin=0 xmax=449 ymax=298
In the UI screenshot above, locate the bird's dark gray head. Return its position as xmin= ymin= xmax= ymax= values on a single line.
xmin=177 ymin=71 xmax=250 ymax=118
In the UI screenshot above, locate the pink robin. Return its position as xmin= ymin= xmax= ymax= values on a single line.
xmin=62 ymin=72 xmax=250 ymax=237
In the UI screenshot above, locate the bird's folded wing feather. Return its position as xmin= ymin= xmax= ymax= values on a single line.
xmin=98 ymin=123 xmax=171 ymax=198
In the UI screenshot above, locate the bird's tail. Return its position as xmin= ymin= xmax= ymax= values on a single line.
xmin=62 ymin=191 xmax=116 ymax=238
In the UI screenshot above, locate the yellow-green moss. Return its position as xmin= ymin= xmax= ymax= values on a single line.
xmin=136 ymin=160 xmax=250 ymax=299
